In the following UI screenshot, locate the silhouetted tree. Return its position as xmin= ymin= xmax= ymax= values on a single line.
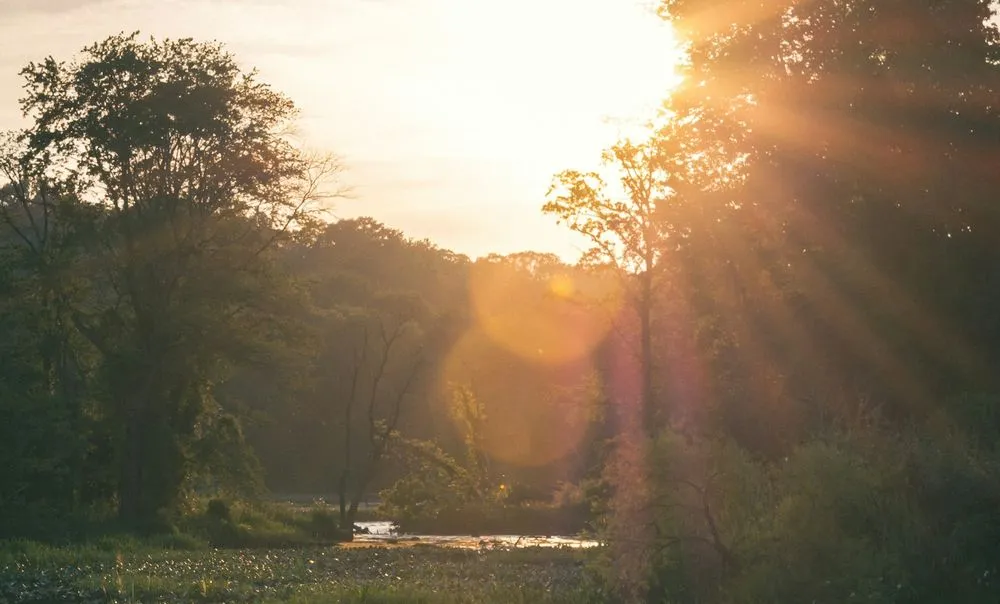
xmin=15 ymin=32 xmax=341 ymax=528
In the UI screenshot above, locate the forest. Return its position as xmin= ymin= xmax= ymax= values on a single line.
xmin=3 ymin=1 xmax=1000 ymax=603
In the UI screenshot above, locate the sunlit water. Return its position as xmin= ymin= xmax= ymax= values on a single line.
xmin=353 ymin=521 xmax=600 ymax=549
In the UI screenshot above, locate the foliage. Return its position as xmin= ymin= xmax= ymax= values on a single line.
xmin=1 ymin=31 xmax=339 ymax=531
xmin=205 ymin=499 xmax=231 ymax=523
xmin=380 ymin=428 xmax=594 ymax=535
xmin=174 ymin=500 xmax=351 ymax=549
xmin=546 ymin=138 xmax=668 ymax=434
xmin=379 ymin=438 xmax=480 ymax=529
xmin=659 ymin=0 xmax=1000 ymax=412
xmin=534 ymin=1 xmax=1000 ymax=601
xmin=187 ymin=407 xmax=266 ymax=499
xmin=446 ymin=384 xmax=492 ymax=493
xmin=589 ymin=415 xmax=1000 ymax=604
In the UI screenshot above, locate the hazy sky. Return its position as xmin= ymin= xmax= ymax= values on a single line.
xmin=0 ymin=0 xmax=679 ymax=260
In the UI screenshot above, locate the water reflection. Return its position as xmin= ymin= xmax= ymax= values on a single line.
xmin=353 ymin=521 xmax=600 ymax=549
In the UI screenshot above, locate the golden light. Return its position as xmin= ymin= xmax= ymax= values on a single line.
xmin=0 ymin=0 xmax=686 ymax=261
xmin=439 ymin=327 xmax=601 ymax=467
xmin=548 ymin=273 xmax=576 ymax=299
xmin=466 ymin=260 xmax=617 ymax=365
xmin=385 ymin=0 xmax=683 ymax=167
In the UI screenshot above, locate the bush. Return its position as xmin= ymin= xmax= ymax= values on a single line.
xmin=380 ymin=439 xmax=479 ymax=526
xmin=309 ymin=508 xmax=345 ymax=540
xmin=551 ymin=481 xmax=587 ymax=508
xmin=176 ymin=499 xmax=353 ymax=548
xmin=206 ymin=498 xmax=232 ymax=522
xmin=606 ymin=418 xmax=1000 ymax=603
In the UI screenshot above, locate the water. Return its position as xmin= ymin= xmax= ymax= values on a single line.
xmin=353 ymin=521 xmax=600 ymax=549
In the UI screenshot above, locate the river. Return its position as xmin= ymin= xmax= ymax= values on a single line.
xmin=352 ymin=521 xmax=600 ymax=549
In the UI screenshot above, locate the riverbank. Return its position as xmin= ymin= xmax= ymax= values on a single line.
xmin=0 ymin=540 xmax=604 ymax=603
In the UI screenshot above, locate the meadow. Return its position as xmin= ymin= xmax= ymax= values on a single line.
xmin=0 ymin=540 xmax=601 ymax=604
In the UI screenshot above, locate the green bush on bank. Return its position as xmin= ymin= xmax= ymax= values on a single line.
xmin=378 ymin=437 xmax=596 ymax=537
xmin=601 ymin=410 xmax=1000 ymax=604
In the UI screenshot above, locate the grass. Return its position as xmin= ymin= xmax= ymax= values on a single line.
xmin=0 ymin=499 xmax=607 ymax=602
xmin=0 ymin=540 xmax=604 ymax=603
xmin=0 ymin=499 xmax=354 ymax=552
xmin=172 ymin=499 xmax=353 ymax=548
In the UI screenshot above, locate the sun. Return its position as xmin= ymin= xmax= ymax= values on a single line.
xmin=253 ymin=0 xmax=684 ymax=259
xmin=396 ymin=0 xmax=683 ymax=166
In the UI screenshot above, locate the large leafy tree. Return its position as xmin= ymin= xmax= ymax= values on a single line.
xmin=15 ymin=32 xmax=339 ymax=527
xmin=545 ymin=139 xmax=671 ymax=434
xmin=588 ymin=2 xmax=1000 ymax=601
xmin=659 ymin=0 xmax=1000 ymax=414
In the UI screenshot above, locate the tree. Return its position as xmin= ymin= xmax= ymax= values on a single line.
xmin=333 ymin=307 xmax=425 ymax=528
xmin=239 ymin=218 xmax=469 ymax=497
xmin=0 ymin=133 xmax=109 ymax=532
xmin=16 ymin=32 xmax=341 ymax=528
xmin=585 ymin=1 xmax=1000 ymax=600
xmin=545 ymin=138 xmax=671 ymax=435
xmin=447 ymin=383 xmax=491 ymax=494
xmin=0 ymin=132 xmax=91 ymax=422
xmin=659 ymin=0 xmax=1000 ymax=415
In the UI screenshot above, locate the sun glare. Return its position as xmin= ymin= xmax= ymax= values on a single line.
xmin=395 ymin=0 xmax=682 ymax=166
xmin=466 ymin=262 xmax=615 ymax=366
xmin=440 ymin=328 xmax=598 ymax=467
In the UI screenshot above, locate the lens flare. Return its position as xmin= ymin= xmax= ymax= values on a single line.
xmin=466 ymin=261 xmax=618 ymax=365
xmin=439 ymin=327 xmax=601 ymax=467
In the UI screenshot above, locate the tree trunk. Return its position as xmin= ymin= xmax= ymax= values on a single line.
xmin=338 ymin=401 xmax=353 ymax=528
xmin=346 ymin=498 xmax=360 ymax=528
xmin=119 ymin=408 xmax=145 ymax=527
xmin=118 ymin=367 xmax=157 ymax=530
xmin=639 ymin=269 xmax=656 ymax=437
xmin=337 ymin=468 xmax=350 ymax=528
xmin=346 ymin=457 xmax=378 ymax=529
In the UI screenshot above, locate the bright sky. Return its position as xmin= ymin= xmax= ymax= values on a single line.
xmin=0 ymin=0 xmax=680 ymax=260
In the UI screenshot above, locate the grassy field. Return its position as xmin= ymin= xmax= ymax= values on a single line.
xmin=0 ymin=540 xmax=605 ymax=603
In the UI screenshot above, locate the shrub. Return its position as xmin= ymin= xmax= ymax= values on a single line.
xmin=309 ymin=508 xmax=344 ymax=540
xmin=551 ymin=481 xmax=587 ymax=508
xmin=605 ymin=418 xmax=1000 ymax=603
xmin=206 ymin=498 xmax=232 ymax=523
